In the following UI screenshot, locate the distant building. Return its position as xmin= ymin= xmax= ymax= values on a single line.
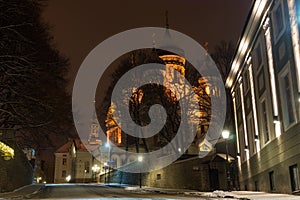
xmin=226 ymin=0 xmax=300 ymax=194
xmin=54 ymin=139 xmax=103 ymax=183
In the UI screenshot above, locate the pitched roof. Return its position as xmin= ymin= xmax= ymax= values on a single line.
xmin=55 ymin=140 xmax=73 ymax=153
xmin=55 ymin=138 xmax=101 ymax=153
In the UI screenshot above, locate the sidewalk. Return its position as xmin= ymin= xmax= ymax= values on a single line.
xmin=125 ymin=186 xmax=300 ymax=199
xmin=0 ymin=184 xmax=45 ymax=199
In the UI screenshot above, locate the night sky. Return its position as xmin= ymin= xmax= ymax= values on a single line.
xmin=42 ymin=0 xmax=252 ymax=91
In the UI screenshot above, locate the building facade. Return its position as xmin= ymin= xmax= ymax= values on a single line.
xmin=226 ymin=0 xmax=300 ymax=194
xmin=54 ymin=139 xmax=103 ymax=183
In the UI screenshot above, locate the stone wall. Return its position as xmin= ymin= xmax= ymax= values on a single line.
xmin=0 ymin=129 xmax=33 ymax=192
xmin=102 ymin=157 xmax=212 ymax=191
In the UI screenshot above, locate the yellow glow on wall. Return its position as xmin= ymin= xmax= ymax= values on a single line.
xmin=237 ymin=155 xmax=241 ymax=167
xmin=0 ymin=141 xmax=14 ymax=160
xmin=232 ymin=95 xmax=240 ymax=154
xmin=240 ymin=82 xmax=249 ymax=147
xmin=249 ymin=64 xmax=260 ymax=152
xmin=264 ymin=18 xmax=282 ymax=137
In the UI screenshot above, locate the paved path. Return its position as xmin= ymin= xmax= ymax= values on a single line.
xmin=0 ymin=183 xmax=299 ymax=199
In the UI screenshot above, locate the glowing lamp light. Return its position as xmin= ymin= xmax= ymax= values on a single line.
xmin=66 ymin=175 xmax=71 ymax=182
xmin=0 ymin=141 xmax=14 ymax=160
xmin=222 ymin=130 xmax=230 ymax=139
xmin=92 ymin=164 xmax=100 ymax=172
xmin=138 ymin=156 xmax=143 ymax=162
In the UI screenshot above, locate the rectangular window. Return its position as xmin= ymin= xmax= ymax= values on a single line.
xmin=257 ymin=68 xmax=266 ymax=96
xmin=261 ymin=100 xmax=270 ymax=143
xmin=247 ymin=114 xmax=256 ymax=155
xmin=269 ymin=171 xmax=275 ymax=191
xmin=62 ymin=158 xmax=67 ymax=165
xmin=236 ymin=87 xmax=241 ymax=108
xmin=256 ymin=44 xmax=262 ymax=67
xmin=84 ymin=161 xmax=90 ymax=173
xmin=283 ymin=75 xmax=295 ymax=123
xmin=62 ymin=170 xmax=66 ymax=178
xmin=156 ymin=174 xmax=161 ymax=180
xmin=279 ymin=63 xmax=297 ymax=130
xmin=272 ymin=1 xmax=286 ymax=42
xmin=238 ymin=125 xmax=246 ymax=162
xmin=243 ymin=70 xmax=250 ymax=94
xmin=289 ymin=165 xmax=300 ymax=192
xmin=255 ymin=181 xmax=259 ymax=191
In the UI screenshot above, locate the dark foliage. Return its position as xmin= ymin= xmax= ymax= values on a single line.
xmin=0 ymin=0 xmax=72 ymax=148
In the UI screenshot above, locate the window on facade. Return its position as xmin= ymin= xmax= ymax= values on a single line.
xmin=157 ymin=174 xmax=161 ymax=180
xmin=236 ymin=87 xmax=241 ymax=107
xmin=244 ymin=70 xmax=250 ymax=94
xmin=256 ymin=44 xmax=262 ymax=67
xmin=261 ymin=100 xmax=270 ymax=143
xmin=84 ymin=161 xmax=90 ymax=173
xmin=257 ymin=68 xmax=266 ymax=96
xmin=247 ymin=115 xmax=256 ymax=155
xmin=283 ymin=75 xmax=295 ymax=122
xmin=289 ymin=165 xmax=300 ymax=192
xmin=272 ymin=2 xmax=285 ymax=41
xmin=255 ymin=181 xmax=259 ymax=191
xmin=269 ymin=171 xmax=275 ymax=191
xmin=279 ymin=67 xmax=296 ymax=129
xmin=238 ymin=125 xmax=246 ymax=162
xmin=62 ymin=158 xmax=67 ymax=165
xmin=62 ymin=170 xmax=66 ymax=178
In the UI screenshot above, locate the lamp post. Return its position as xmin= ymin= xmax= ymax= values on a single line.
xmin=104 ymin=162 xmax=108 ymax=184
xmin=92 ymin=164 xmax=100 ymax=183
xmin=138 ymin=156 xmax=143 ymax=188
xmin=83 ymin=169 xmax=87 ymax=183
xmin=222 ymin=130 xmax=231 ymax=191
xmin=105 ymin=142 xmax=111 ymax=184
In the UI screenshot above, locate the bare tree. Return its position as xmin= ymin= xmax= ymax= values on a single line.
xmin=0 ymin=0 xmax=72 ymax=148
xmin=211 ymin=41 xmax=235 ymax=82
xmin=102 ymin=49 xmax=211 ymax=155
xmin=211 ymin=40 xmax=235 ymax=134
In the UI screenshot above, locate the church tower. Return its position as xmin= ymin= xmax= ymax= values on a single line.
xmin=88 ymin=100 xmax=102 ymax=145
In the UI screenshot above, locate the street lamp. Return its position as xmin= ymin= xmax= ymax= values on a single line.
xmin=92 ymin=164 xmax=100 ymax=183
xmin=105 ymin=142 xmax=111 ymax=184
xmin=138 ymin=156 xmax=143 ymax=188
xmin=104 ymin=162 xmax=108 ymax=184
xmin=222 ymin=130 xmax=231 ymax=191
